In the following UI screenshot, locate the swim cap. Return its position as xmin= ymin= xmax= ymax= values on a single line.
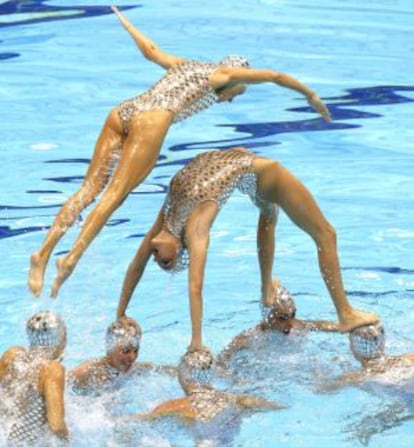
xmin=349 ymin=323 xmax=385 ymax=361
xmin=261 ymin=285 xmax=296 ymax=324
xmin=105 ymin=317 xmax=142 ymax=355
xmin=219 ymin=55 xmax=250 ymax=68
xmin=178 ymin=350 xmax=214 ymax=386
xmin=26 ymin=311 xmax=66 ymax=356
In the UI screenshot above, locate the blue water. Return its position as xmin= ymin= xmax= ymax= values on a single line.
xmin=1 ymin=0 xmax=414 ymax=445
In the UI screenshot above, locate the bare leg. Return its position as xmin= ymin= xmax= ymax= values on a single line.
xmin=51 ymin=111 xmax=173 ymax=297
xmin=255 ymin=159 xmax=379 ymax=331
xmin=28 ymin=109 xmax=124 ymax=297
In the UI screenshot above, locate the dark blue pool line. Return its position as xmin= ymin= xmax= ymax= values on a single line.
xmin=1 ymin=84 xmax=413 ymax=242
xmin=0 ymin=1 xmax=138 ymax=28
xmin=0 ymin=1 xmax=138 ymax=60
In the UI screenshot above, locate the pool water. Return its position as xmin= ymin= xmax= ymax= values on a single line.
xmin=1 ymin=0 xmax=414 ymax=445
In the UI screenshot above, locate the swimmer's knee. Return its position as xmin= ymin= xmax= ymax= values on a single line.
xmin=314 ymin=222 xmax=336 ymax=247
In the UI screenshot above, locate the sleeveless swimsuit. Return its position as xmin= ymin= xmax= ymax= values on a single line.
xmin=0 ymin=350 xmax=49 ymax=444
xmin=118 ymin=60 xmax=220 ymax=133
xmin=163 ymin=148 xmax=275 ymax=241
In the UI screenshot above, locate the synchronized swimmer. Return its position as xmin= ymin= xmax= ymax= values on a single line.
xmin=28 ymin=6 xmax=331 ymax=299
xmin=116 ymin=147 xmax=378 ymax=351
xmin=4 ymin=5 xmax=407 ymax=446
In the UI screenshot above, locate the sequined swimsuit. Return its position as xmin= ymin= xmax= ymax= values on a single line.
xmin=0 ymin=350 xmax=48 ymax=444
xmin=118 ymin=60 xmax=220 ymax=133
xmin=188 ymin=386 xmax=237 ymax=422
xmin=163 ymin=149 xmax=274 ymax=241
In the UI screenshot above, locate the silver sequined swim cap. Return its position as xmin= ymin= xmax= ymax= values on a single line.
xmin=349 ymin=323 xmax=385 ymax=361
xmin=178 ymin=350 xmax=215 ymax=386
xmin=26 ymin=311 xmax=66 ymax=356
xmin=219 ymin=55 xmax=250 ymax=68
xmin=105 ymin=317 xmax=142 ymax=355
xmin=261 ymin=285 xmax=296 ymax=323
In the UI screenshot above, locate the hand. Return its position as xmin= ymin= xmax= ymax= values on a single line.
xmin=262 ymin=278 xmax=281 ymax=307
xmin=110 ymin=5 xmax=120 ymax=15
xmin=186 ymin=343 xmax=211 ymax=355
xmin=307 ymin=94 xmax=331 ymax=122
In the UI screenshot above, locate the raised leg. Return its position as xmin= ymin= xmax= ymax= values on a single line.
xmin=50 ymin=111 xmax=173 ymax=297
xmin=28 ymin=109 xmax=124 ymax=297
xmin=256 ymin=159 xmax=379 ymax=331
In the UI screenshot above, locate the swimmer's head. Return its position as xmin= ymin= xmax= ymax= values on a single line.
xmin=349 ymin=323 xmax=385 ymax=362
xmin=106 ymin=317 xmax=141 ymax=355
xmin=261 ymin=286 xmax=296 ymax=334
xmin=26 ymin=311 xmax=66 ymax=359
xmin=151 ymin=229 xmax=185 ymax=272
xmin=219 ymin=55 xmax=250 ymax=68
xmin=178 ymin=350 xmax=215 ymax=391
xmin=106 ymin=317 xmax=141 ymax=372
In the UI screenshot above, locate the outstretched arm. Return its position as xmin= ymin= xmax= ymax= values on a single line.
xmin=216 ymin=330 xmax=253 ymax=369
xmin=294 ymin=318 xmax=340 ymax=332
xmin=117 ymin=210 xmax=164 ymax=318
xmin=210 ymin=67 xmax=331 ymax=121
xmin=236 ymin=393 xmax=286 ymax=410
xmin=185 ymin=202 xmax=219 ymax=352
xmin=118 ymin=397 xmax=195 ymax=423
xmin=111 ymin=6 xmax=185 ymax=69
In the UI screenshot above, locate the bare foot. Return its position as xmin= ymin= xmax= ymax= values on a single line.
xmin=51 ymin=257 xmax=74 ymax=298
xmin=338 ymin=309 xmax=380 ymax=332
xmin=28 ymin=252 xmax=47 ymax=297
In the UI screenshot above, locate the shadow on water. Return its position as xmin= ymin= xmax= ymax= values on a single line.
xmin=1 ymin=84 xmax=413 ymax=242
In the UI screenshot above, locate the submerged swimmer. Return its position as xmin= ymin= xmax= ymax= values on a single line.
xmin=69 ymin=317 xmax=175 ymax=395
xmin=28 ymin=5 xmax=331 ymax=299
xmin=120 ymin=349 xmax=283 ymax=425
xmin=217 ymin=280 xmax=340 ymax=366
xmin=0 ymin=311 xmax=68 ymax=444
xmin=116 ymin=147 xmax=378 ymax=351
xmin=323 ymin=323 xmax=414 ymax=391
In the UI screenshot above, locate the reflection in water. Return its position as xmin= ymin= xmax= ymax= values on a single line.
xmin=0 ymin=1 xmax=138 ymax=29
xmin=344 ymin=401 xmax=413 ymax=447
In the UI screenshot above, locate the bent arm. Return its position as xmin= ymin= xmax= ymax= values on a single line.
xmin=111 ymin=6 xmax=185 ymax=69
xmin=41 ymin=363 xmax=69 ymax=440
xmin=211 ymin=67 xmax=331 ymax=121
xmin=117 ymin=210 xmax=164 ymax=318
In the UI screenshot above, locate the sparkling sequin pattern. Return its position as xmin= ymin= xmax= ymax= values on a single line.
xmin=118 ymin=60 xmax=219 ymax=133
xmin=261 ymin=285 xmax=296 ymax=323
xmin=350 ymin=324 xmax=386 ymax=360
xmin=0 ymin=350 xmax=48 ymax=444
xmin=163 ymin=149 xmax=269 ymax=242
xmin=71 ymin=363 xmax=122 ymax=396
xmin=189 ymin=387 xmax=236 ymax=422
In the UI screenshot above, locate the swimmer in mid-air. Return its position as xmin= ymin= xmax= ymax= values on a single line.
xmin=120 ymin=349 xmax=283 ymax=424
xmin=217 ymin=280 xmax=340 ymax=367
xmin=117 ymin=147 xmax=379 ymax=352
xmin=28 ymin=5 xmax=331 ymax=299
xmin=0 ymin=311 xmax=69 ymax=443
xmin=69 ymin=316 xmax=175 ymax=395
